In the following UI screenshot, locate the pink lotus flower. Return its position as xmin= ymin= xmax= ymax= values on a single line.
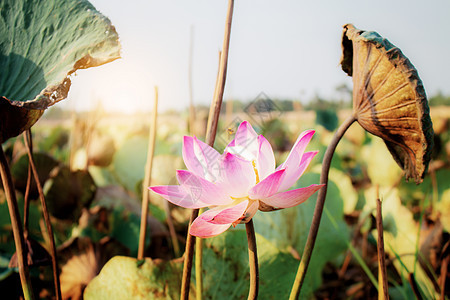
xmin=149 ymin=121 xmax=324 ymax=238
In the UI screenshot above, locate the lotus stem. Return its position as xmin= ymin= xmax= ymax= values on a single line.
xmin=181 ymin=209 xmax=199 ymax=300
xmin=138 ymin=86 xmax=159 ymax=260
xmin=23 ymin=130 xmax=62 ymax=300
xmin=289 ymin=114 xmax=357 ymax=299
xmin=0 ymin=145 xmax=34 ymax=300
xmin=195 ymin=208 xmax=204 ymax=300
xmin=194 ymin=238 xmax=203 ymax=300
xmin=246 ymin=219 xmax=259 ymax=300
xmin=375 ymin=187 xmax=389 ymax=300
xmin=205 ymin=1 xmax=233 ymax=142
xmin=181 ymin=0 xmax=234 ymax=298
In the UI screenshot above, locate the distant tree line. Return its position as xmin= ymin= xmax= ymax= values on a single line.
xmin=219 ymin=90 xmax=448 ymax=114
xmin=41 ymin=88 xmax=450 ymax=120
xmin=429 ymin=91 xmax=450 ymax=106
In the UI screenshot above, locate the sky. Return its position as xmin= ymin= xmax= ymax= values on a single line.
xmin=65 ymin=0 xmax=450 ymax=113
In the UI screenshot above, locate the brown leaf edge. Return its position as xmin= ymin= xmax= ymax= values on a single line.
xmin=0 ymin=29 xmax=120 ymax=143
xmin=340 ymin=23 xmax=434 ymax=183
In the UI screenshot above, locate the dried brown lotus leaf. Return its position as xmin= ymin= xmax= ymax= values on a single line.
xmin=9 ymin=238 xmax=52 ymax=268
xmin=341 ymin=24 xmax=434 ymax=183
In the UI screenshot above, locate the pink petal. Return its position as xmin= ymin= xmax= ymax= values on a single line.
xmin=240 ymin=200 xmax=259 ymax=223
xmin=176 ymin=170 xmax=231 ymax=206
xmin=226 ymin=121 xmax=259 ymax=161
xmin=235 ymin=121 xmax=258 ymax=145
xmin=277 ymin=151 xmax=318 ymax=192
xmin=261 ymin=184 xmax=324 ymax=208
xmin=256 ymin=135 xmax=276 ymax=181
xmin=149 ymin=185 xmax=207 ymax=209
xmin=204 ymin=200 xmax=249 ymax=225
xmin=189 ymin=218 xmax=231 ymax=238
xmin=189 ymin=203 xmax=249 ymax=238
xmin=216 ymin=152 xmax=256 ymax=198
xmin=277 ymin=130 xmax=315 ymax=172
xmin=248 ymin=169 xmax=285 ymax=199
xmin=182 ymin=136 xmax=221 ymax=182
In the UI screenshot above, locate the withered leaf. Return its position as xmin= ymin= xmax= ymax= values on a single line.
xmin=9 ymin=238 xmax=51 ymax=268
xmin=341 ymin=24 xmax=434 ymax=183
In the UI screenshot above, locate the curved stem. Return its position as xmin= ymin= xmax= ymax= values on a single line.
xmin=195 ymin=236 xmax=203 ymax=300
xmin=0 ymin=145 xmax=34 ymax=300
xmin=24 ymin=130 xmax=61 ymax=300
xmin=289 ymin=115 xmax=357 ymax=299
xmin=195 ymin=208 xmax=204 ymax=300
xmin=246 ymin=219 xmax=259 ymax=300
xmin=180 ymin=0 xmax=234 ymax=299
xmin=180 ymin=209 xmax=199 ymax=300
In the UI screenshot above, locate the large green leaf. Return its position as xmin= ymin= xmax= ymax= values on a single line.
xmin=112 ymin=135 xmax=181 ymax=193
xmin=253 ymin=171 xmax=350 ymax=298
xmin=84 ymin=231 xmax=301 ymax=299
xmin=200 ymin=230 xmax=299 ymax=299
xmin=83 ymin=256 xmax=185 ymax=300
xmin=0 ymin=0 xmax=120 ymax=142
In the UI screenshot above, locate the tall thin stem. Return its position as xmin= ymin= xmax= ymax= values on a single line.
xmin=0 ymin=145 xmax=34 ymax=300
xmin=195 ymin=208 xmax=204 ymax=300
xmin=181 ymin=209 xmax=199 ymax=299
xmin=375 ymin=187 xmax=389 ymax=300
xmin=205 ymin=1 xmax=233 ymax=142
xmin=138 ymin=86 xmax=159 ymax=260
xmin=246 ymin=219 xmax=259 ymax=300
xmin=289 ymin=115 xmax=357 ymax=299
xmin=180 ymin=1 xmax=234 ymax=299
xmin=23 ymin=130 xmax=61 ymax=300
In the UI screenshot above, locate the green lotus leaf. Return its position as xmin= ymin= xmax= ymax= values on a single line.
xmin=84 ymin=256 xmax=185 ymax=300
xmin=200 ymin=230 xmax=299 ymax=299
xmin=112 ymin=135 xmax=180 ymax=193
xmin=253 ymin=171 xmax=350 ymax=298
xmin=0 ymin=0 xmax=120 ymax=142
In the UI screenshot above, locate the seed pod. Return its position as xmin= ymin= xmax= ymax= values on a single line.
xmin=341 ymin=24 xmax=434 ymax=183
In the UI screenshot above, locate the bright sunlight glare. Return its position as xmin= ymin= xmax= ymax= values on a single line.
xmin=63 ymin=0 xmax=450 ymax=113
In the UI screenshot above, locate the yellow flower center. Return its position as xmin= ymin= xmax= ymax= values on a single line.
xmin=229 ymin=160 xmax=261 ymax=227
xmin=252 ymin=160 xmax=260 ymax=184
